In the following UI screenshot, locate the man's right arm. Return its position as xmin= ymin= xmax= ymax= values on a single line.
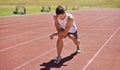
xmin=54 ymin=15 xmax=60 ymax=32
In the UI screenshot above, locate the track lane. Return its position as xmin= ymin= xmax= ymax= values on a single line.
xmin=0 ymin=9 xmax=120 ymax=70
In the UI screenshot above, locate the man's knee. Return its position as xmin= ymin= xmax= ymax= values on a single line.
xmin=77 ymin=39 xmax=80 ymax=44
xmin=58 ymin=36 xmax=64 ymax=39
xmin=68 ymin=34 xmax=76 ymax=39
xmin=74 ymin=39 xmax=80 ymax=45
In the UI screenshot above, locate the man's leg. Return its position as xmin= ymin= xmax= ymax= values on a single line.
xmin=68 ymin=35 xmax=80 ymax=46
xmin=57 ymin=37 xmax=63 ymax=57
xmin=68 ymin=34 xmax=81 ymax=53
xmin=54 ymin=36 xmax=63 ymax=64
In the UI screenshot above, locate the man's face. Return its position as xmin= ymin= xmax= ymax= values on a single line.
xmin=58 ymin=13 xmax=65 ymax=20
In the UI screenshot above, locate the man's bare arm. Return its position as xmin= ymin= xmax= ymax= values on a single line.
xmin=54 ymin=15 xmax=60 ymax=32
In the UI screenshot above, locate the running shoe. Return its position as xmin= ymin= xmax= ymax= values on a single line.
xmin=76 ymin=46 xmax=81 ymax=53
xmin=54 ymin=56 xmax=61 ymax=64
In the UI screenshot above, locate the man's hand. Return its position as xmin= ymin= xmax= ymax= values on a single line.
xmin=50 ymin=34 xmax=54 ymax=39
xmin=58 ymin=32 xmax=67 ymax=38
xmin=50 ymin=33 xmax=58 ymax=39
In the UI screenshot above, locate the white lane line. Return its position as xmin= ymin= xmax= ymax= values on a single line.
xmin=1 ymin=23 xmax=45 ymax=31
xmin=82 ymin=26 xmax=120 ymax=70
xmin=0 ymin=20 xmax=101 ymax=52
xmin=0 ymin=27 xmax=48 ymax=40
xmin=14 ymin=48 xmax=56 ymax=70
xmin=0 ymin=34 xmax=50 ymax=52
xmin=13 ymin=40 xmax=71 ymax=70
xmin=0 ymin=18 xmax=48 ymax=25
xmin=0 ymin=24 xmax=95 ymax=52
xmin=0 ymin=28 xmax=40 ymax=40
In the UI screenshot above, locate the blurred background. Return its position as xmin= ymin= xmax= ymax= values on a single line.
xmin=0 ymin=0 xmax=120 ymax=16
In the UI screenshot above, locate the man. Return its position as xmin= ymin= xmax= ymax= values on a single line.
xmin=50 ymin=6 xmax=81 ymax=64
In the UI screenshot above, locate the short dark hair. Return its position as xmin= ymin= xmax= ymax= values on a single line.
xmin=55 ymin=6 xmax=65 ymax=15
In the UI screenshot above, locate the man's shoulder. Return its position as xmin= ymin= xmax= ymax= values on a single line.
xmin=53 ymin=14 xmax=58 ymax=18
xmin=66 ymin=13 xmax=73 ymax=19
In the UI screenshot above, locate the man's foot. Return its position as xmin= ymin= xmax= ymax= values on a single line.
xmin=54 ymin=56 xmax=61 ymax=64
xmin=76 ymin=46 xmax=81 ymax=53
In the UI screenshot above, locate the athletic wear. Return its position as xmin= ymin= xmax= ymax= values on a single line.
xmin=57 ymin=13 xmax=77 ymax=33
xmin=54 ymin=56 xmax=61 ymax=64
xmin=59 ymin=28 xmax=78 ymax=39
xmin=76 ymin=46 xmax=81 ymax=53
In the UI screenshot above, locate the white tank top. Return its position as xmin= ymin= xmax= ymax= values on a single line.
xmin=58 ymin=13 xmax=77 ymax=33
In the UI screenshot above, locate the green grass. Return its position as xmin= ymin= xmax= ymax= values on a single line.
xmin=0 ymin=6 xmax=14 ymax=16
xmin=0 ymin=6 xmax=50 ymax=16
xmin=0 ymin=6 xmax=91 ymax=16
xmin=0 ymin=0 xmax=120 ymax=16
xmin=0 ymin=0 xmax=120 ymax=7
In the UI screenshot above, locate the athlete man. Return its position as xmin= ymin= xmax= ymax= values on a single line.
xmin=50 ymin=6 xmax=81 ymax=64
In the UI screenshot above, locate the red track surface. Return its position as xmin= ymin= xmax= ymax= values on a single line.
xmin=0 ymin=9 xmax=120 ymax=70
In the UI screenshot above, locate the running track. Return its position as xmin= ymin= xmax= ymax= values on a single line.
xmin=0 ymin=8 xmax=120 ymax=70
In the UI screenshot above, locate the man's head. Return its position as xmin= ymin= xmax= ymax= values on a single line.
xmin=56 ymin=6 xmax=66 ymax=19
xmin=56 ymin=6 xmax=65 ymax=15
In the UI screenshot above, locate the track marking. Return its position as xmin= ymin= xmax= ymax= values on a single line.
xmin=0 ymin=27 xmax=49 ymax=40
xmin=0 ymin=22 xmax=96 ymax=51
xmin=1 ymin=22 xmax=47 ymax=31
xmin=14 ymin=48 xmax=56 ymax=70
xmin=82 ymin=26 xmax=120 ymax=70
xmin=0 ymin=34 xmax=50 ymax=52
xmin=0 ymin=18 xmax=49 ymax=25
xmin=13 ymin=40 xmax=71 ymax=70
